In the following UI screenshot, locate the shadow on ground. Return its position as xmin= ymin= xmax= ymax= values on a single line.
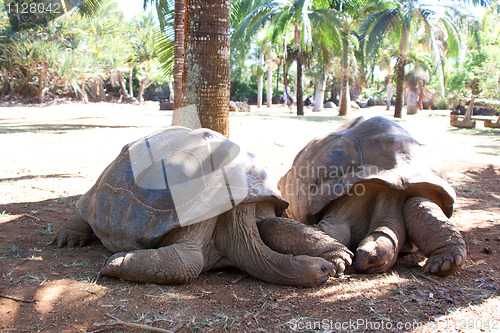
xmin=454 ymin=164 xmax=500 ymax=211
xmin=0 ymin=124 xmax=140 ymax=135
xmin=1 ymin=189 xmax=498 ymax=332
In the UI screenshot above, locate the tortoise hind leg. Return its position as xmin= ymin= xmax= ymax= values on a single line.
xmin=99 ymin=221 xmax=215 ymax=284
xmin=51 ymin=213 xmax=93 ymax=248
xmin=404 ymin=197 xmax=466 ymax=276
xmin=100 ymin=244 xmax=204 ymax=284
xmin=257 ymin=217 xmax=352 ymax=274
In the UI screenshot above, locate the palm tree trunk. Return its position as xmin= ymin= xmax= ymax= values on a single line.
xmin=129 ymin=67 xmax=134 ymax=97
xmin=171 ymin=0 xmax=185 ymax=125
xmin=313 ymin=68 xmax=326 ymax=112
xmin=266 ymin=66 xmax=273 ymax=107
xmin=296 ymin=52 xmax=303 ymax=116
xmin=182 ymin=0 xmax=230 ymax=137
xmin=394 ymin=56 xmax=406 ymax=118
xmin=276 ymin=61 xmax=280 ymax=103
xmin=37 ymin=66 xmax=48 ymax=103
xmin=395 ymin=23 xmax=410 ymax=118
xmin=138 ymin=77 xmax=153 ymax=102
xmin=257 ymin=74 xmax=263 ymax=108
xmin=338 ymin=32 xmax=350 ymax=116
xmin=173 ymin=0 xmax=185 ymax=109
xmin=386 ymin=81 xmax=393 ymax=110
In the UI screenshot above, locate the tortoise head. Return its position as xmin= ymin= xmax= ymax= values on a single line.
xmin=354 ymin=233 xmax=399 ymax=274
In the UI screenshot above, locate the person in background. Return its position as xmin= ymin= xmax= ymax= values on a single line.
xmin=304 ymin=96 xmax=314 ymax=107
xmin=283 ymin=83 xmax=293 ymax=107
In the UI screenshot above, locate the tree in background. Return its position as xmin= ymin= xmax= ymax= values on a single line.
xmin=361 ymin=0 xmax=489 ymax=118
xmin=0 ymin=0 xmax=166 ymax=103
xmin=235 ymin=0 xmax=341 ymax=116
xmin=182 ymin=0 xmax=231 ymax=136
xmin=330 ymin=0 xmax=371 ymax=116
xmin=132 ymin=12 xmax=162 ymax=102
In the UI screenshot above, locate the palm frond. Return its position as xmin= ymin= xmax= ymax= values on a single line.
xmin=418 ymin=12 xmax=445 ymax=95
xmin=360 ymin=7 xmax=402 ymax=58
xmin=76 ymin=0 xmax=102 ymax=17
xmin=156 ymin=28 xmax=174 ymax=79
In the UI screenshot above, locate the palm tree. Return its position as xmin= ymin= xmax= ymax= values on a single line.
xmin=361 ymin=0 xmax=489 ymax=118
xmin=309 ymin=22 xmax=341 ymax=111
xmin=333 ymin=3 xmax=358 ymax=116
xmin=235 ymin=0 xmax=341 ymax=116
xmin=251 ymin=53 xmax=266 ymax=108
xmin=265 ymin=50 xmax=279 ymax=107
xmin=132 ymin=12 xmax=162 ymax=102
xmin=182 ymin=0 xmax=231 ymax=136
xmin=173 ymin=0 xmax=184 ymax=110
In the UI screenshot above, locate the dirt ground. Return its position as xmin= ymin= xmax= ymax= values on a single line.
xmin=0 ymin=102 xmax=499 ymax=333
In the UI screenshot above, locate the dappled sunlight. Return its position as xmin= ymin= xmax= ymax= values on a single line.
xmin=0 ymin=296 xmax=21 ymax=328
xmin=1 ymin=104 xmax=499 ymax=331
xmin=34 ymin=280 xmax=80 ymax=314
xmin=415 ymin=296 xmax=500 ymax=333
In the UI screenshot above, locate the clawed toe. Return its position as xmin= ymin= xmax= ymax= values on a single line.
xmin=423 ymin=246 xmax=466 ymax=276
xmin=322 ymin=246 xmax=353 ymax=275
xmin=52 ymin=230 xmax=91 ymax=248
xmin=100 ymin=252 xmax=127 ymax=277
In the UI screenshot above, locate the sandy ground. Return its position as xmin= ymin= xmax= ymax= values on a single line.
xmin=0 ymin=102 xmax=499 ymax=332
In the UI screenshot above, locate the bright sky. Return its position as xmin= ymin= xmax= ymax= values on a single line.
xmin=114 ymin=0 xmax=156 ymax=21
xmin=114 ymin=0 xmax=486 ymax=21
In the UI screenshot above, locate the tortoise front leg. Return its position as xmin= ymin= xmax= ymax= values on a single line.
xmin=216 ymin=203 xmax=334 ymax=287
xmin=51 ymin=213 xmax=93 ymax=248
xmin=404 ymin=197 xmax=466 ymax=276
xmin=355 ymin=191 xmax=406 ymax=274
xmin=257 ymin=217 xmax=352 ymax=274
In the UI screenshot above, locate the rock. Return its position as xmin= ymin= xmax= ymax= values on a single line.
xmin=324 ymin=101 xmax=335 ymax=108
xmin=482 ymin=284 xmax=498 ymax=291
xmin=350 ymin=101 xmax=360 ymax=109
xmin=482 ymin=247 xmax=492 ymax=254
xmin=159 ymin=101 xmax=173 ymax=110
xmin=229 ymin=101 xmax=238 ymax=112
xmin=235 ymin=101 xmax=250 ymax=112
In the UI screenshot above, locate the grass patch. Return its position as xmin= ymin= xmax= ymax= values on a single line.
xmin=1 ymin=244 xmax=22 ymax=259
xmin=190 ymin=312 xmax=239 ymax=331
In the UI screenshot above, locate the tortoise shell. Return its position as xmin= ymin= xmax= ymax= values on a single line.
xmin=278 ymin=116 xmax=456 ymax=224
xmin=77 ymin=126 xmax=286 ymax=252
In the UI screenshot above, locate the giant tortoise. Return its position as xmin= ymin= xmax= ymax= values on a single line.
xmin=276 ymin=116 xmax=467 ymax=276
xmin=52 ymin=126 xmax=352 ymax=286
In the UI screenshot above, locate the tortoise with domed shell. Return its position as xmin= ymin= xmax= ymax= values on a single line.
xmin=276 ymin=116 xmax=466 ymax=276
xmin=52 ymin=126 xmax=352 ymax=286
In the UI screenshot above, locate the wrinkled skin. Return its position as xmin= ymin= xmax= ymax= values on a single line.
xmin=53 ymin=201 xmax=352 ymax=287
xmin=277 ymin=117 xmax=467 ymax=276
xmin=52 ymin=125 xmax=352 ymax=287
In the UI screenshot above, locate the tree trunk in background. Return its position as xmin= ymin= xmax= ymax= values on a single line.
xmin=395 ymin=24 xmax=410 ymax=118
xmin=386 ymin=84 xmax=393 ymax=110
xmin=338 ymin=32 xmax=350 ymax=116
xmin=257 ymin=74 xmax=263 ymax=108
xmin=394 ymin=55 xmax=406 ymax=118
xmin=313 ymin=68 xmax=326 ymax=112
xmin=182 ymin=0 xmax=230 ymax=137
xmin=129 ymin=68 xmax=134 ymax=97
xmin=267 ymin=66 xmax=272 ymax=107
xmin=385 ymin=75 xmax=392 ymax=110
xmin=296 ymin=52 xmax=304 ymax=116
xmin=171 ymin=0 xmax=185 ymax=125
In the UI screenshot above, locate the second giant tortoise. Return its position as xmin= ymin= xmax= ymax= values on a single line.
xmin=52 ymin=126 xmax=352 ymax=286
xmin=276 ymin=116 xmax=467 ymax=275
